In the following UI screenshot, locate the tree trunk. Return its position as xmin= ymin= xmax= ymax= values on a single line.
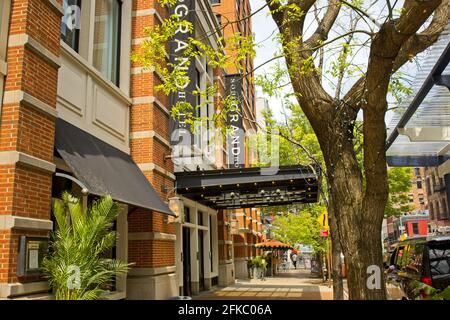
xmin=316 ymin=112 xmax=387 ymax=300
xmin=328 ymin=201 xmax=344 ymax=300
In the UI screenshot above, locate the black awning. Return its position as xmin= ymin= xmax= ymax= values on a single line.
xmin=175 ymin=165 xmax=320 ymax=209
xmin=55 ymin=119 xmax=174 ymax=215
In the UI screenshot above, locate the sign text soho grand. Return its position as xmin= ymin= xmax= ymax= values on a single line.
xmin=226 ymin=74 xmax=245 ymax=168
xmin=170 ymin=0 xmax=195 ymax=147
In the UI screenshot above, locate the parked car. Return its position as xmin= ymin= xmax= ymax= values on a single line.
xmin=385 ymin=235 xmax=450 ymax=300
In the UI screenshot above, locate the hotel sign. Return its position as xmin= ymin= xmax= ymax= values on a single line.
xmin=226 ymin=74 xmax=245 ymax=168
xmin=169 ymin=0 xmax=196 ymax=148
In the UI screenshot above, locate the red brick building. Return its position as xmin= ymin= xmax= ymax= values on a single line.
xmin=0 ymin=0 xmax=292 ymax=300
xmin=0 ymin=0 xmax=261 ymax=299
xmin=0 ymin=0 xmax=184 ymax=300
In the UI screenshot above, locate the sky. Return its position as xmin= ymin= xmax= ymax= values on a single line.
xmin=249 ymin=0 xmax=293 ymax=122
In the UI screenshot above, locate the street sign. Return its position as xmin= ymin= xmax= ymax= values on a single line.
xmin=320 ymin=229 xmax=329 ymax=237
xmin=317 ymin=211 xmax=329 ymax=230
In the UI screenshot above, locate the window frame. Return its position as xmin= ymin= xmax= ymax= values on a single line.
xmin=92 ymin=0 xmax=123 ymax=86
xmin=60 ymin=0 xmax=131 ymax=93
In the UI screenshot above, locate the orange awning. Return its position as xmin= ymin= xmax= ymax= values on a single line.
xmin=255 ymin=239 xmax=293 ymax=250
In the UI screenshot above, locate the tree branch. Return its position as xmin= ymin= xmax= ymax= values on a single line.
xmin=344 ymin=0 xmax=449 ymax=108
xmin=339 ymin=0 xmax=382 ymax=29
xmin=305 ymin=0 xmax=341 ymax=49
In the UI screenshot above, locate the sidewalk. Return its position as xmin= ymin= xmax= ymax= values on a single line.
xmin=194 ymin=269 xmax=334 ymax=300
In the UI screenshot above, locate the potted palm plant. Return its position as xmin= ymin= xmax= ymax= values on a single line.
xmin=42 ymin=192 xmax=132 ymax=300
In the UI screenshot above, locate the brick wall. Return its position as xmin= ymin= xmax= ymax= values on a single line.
xmin=128 ymin=0 xmax=175 ymax=273
xmin=0 ymin=0 xmax=61 ymax=293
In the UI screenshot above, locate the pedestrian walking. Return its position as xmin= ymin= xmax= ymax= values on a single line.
xmin=291 ymin=252 xmax=298 ymax=269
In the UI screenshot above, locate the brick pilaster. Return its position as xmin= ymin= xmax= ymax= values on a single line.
xmin=126 ymin=0 xmax=176 ymax=299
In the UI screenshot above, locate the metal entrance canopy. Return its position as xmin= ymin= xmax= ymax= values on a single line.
xmin=386 ymin=23 xmax=450 ymax=167
xmin=175 ymin=165 xmax=320 ymax=209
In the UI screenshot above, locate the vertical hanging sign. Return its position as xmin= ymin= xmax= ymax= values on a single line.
xmin=170 ymin=0 xmax=196 ymax=152
xmin=226 ymin=74 xmax=245 ymax=168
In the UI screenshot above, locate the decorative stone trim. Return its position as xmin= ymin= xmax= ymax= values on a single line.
xmin=233 ymin=242 xmax=249 ymax=247
xmin=218 ymin=240 xmax=233 ymax=245
xmin=0 ymin=215 xmax=53 ymax=231
xmin=130 ymin=131 xmax=153 ymax=139
xmin=3 ymin=90 xmax=58 ymax=118
xmin=234 ymin=257 xmax=249 ymax=262
xmin=132 ymin=8 xmax=163 ymax=23
xmin=0 ymin=151 xmax=56 ymax=173
xmin=44 ymin=0 xmax=64 ymax=16
xmin=132 ymin=8 xmax=157 ymax=17
xmin=137 ymin=163 xmax=176 ymax=181
xmin=130 ymin=130 xmax=171 ymax=148
xmin=131 ymin=37 xmax=148 ymax=45
xmin=128 ymin=232 xmax=176 ymax=241
xmin=132 ymin=96 xmax=155 ymax=105
xmin=8 ymin=34 xmax=61 ymax=69
xmin=0 ymin=282 xmax=49 ymax=299
xmin=128 ymin=266 xmax=176 ymax=277
xmin=219 ymin=259 xmax=234 ymax=264
xmin=131 ymin=66 xmax=154 ymax=75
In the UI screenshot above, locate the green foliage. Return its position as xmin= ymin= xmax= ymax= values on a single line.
xmin=42 ymin=192 xmax=131 ymax=300
xmin=389 ymin=71 xmax=413 ymax=105
xmin=249 ymin=256 xmax=268 ymax=269
xmin=271 ymin=204 xmax=326 ymax=253
xmin=385 ymin=167 xmax=414 ymax=217
xmin=410 ymin=281 xmax=450 ymax=300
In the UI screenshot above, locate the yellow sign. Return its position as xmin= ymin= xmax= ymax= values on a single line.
xmin=317 ymin=211 xmax=329 ymax=230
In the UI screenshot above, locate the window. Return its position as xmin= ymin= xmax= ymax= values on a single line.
xmin=93 ymin=0 xmax=122 ymax=85
xmin=215 ymin=14 xmax=222 ymax=26
xmin=414 ymin=168 xmax=421 ymax=176
xmin=61 ymin=0 xmax=82 ymax=52
xmin=418 ymin=194 xmax=424 ymax=204
xmin=428 ymin=242 xmax=450 ymax=279
xmin=211 ymin=0 xmax=221 ymax=4
xmin=430 ymin=202 xmax=435 ymax=220
xmin=197 ymin=211 xmax=203 ymax=226
xmin=412 ymin=222 xmax=419 ymax=234
xmin=184 ymin=206 xmax=191 ymax=223
xmin=416 ymin=180 xmax=422 ymax=189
